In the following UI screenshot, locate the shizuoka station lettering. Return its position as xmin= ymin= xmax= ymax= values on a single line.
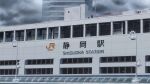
xmin=63 ymin=40 xmax=104 ymax=55
xmin=63 ymin=50 xmax=104 ymax=55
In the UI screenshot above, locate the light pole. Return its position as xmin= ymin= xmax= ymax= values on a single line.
xmin=12 ymin=40 xmax=19 ymax=82
xmin=129 ymin=31 xmax=139 ymax=83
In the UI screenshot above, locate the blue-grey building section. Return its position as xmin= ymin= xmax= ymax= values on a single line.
xmin=42 ymin=0 xmax=93 ymax=21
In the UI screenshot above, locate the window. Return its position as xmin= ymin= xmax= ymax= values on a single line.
xmin=100 ymin=67 xmax=135 ymax=74
xmin=61 ymin=58 xmax=92 ymax=64
xmin=0 ymin=69 xmax=17 ymax=75
xmin=99 ymin=22 xmax=111 ymax=35
xmin=73 ymin=25 xmax=83 ymax=37
xmin=5 ymin=31 xmax=14 ymax=42
xmin=48 ymin=27 xmax=58 ymax=39
xmin=25 ymin=68 xmax=53 ymax=74
xmin=16 ymin=30 xmax=24 ymax=41
xmin=143 ymin=19 xmax=150 ymax=33
xmin=146 ymin=55 xmax=150 ymax=61
xmin=146 ymin=66 xmax=150 ymax=73
xmin=37 ymin=28 xmax=46 ymax=40
xmin=0 ymin=60 xmax=19 ymax=66
xmin=113 ymin=21 xmax=125 ymax=34
xmin=60 ymin=26 xmax=71 ymax=38
xmin=60 ymin=67 xmax=92 ymax=74
xmin=85 ymin=24 xmax=97 ymax=36
xmin=25 ymin=59 xmax=53 ymax=65
xmin=128 ymin=20 xmax=140 ymax=33
xmin=26 ymin=29 xmax=35 ymax=41
xmin=100 ymin=56 xmax=136 ymax=63
xmin=0 ymin=32 xmax=3 ymax=42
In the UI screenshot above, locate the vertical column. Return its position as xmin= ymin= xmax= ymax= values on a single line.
xmin=18 ymin=59 xmax=25 ymax=75
xmin=35 ymin=29 xmax=37 ymax=40
xmin=141 ymin=19 xmax=143 ymax=33
xmin=53 ymin=57 xmax=60 ymax=75
xmin=111 ymin=22 xmax=113 ymax=35
xmin=83 ymin=24 xmax=86 ymax=37
xmin=92 ymin=56 xmax=100 ymax=75
xmin=14 ymin=31 xmax=16 ymax=41
xmin=58 ymin=26 xmax=61 ymax=39
xmin=46 ymin=27 xmax=49 ymax=40
xmin=125 ymin=21 xmax=128 ymax=34
xmin=70 ymin=25 xmax=73 ymax=38
xmin=3 ymin=32 xmax=5 ymax=42
xmin=24 ymin=30 xmax=26 ymax=41
xmin=97 ymin=23 xmax=99 ymax=36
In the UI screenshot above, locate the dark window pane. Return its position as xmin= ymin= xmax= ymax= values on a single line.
xmin=16 ymin=30 xmax=24 ymax=41
xmin=143 ymin=19 xmax=150 ymax=33
xmin=73 ymin=25 xmax=83 ymax=37
xmin=60 ymin=26 xmax=71 ymax=38
xmin=113 ymin=21 xmax=125 ymax=34
xmin=0 ymin=32 xmax=4 ymax=42
xmin=128 ymin=20 xmax=140 ymax=33
xmin=26 ymin=29 xmax=35 ymax=41
xmin=99 ymin=22 xmax=111 ymax=35
xmin=48 ymin=27 xmax=58 ymax=39
xmin=5 ymin=31 xmax=13 ymax=42
xmin=86 ymin=24 xmax=97 ymax=36
xmin=37 ymin=28 xmax=46 ymax=40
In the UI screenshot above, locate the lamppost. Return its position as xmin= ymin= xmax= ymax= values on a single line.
xmin=12 ymin=40 xmax=19 ymax=82
xmin=129 ymin=31 xmax=140 ymax=83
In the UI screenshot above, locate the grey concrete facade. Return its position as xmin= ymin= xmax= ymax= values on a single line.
xmin=0 ymin=12 xmax=150 ymax=76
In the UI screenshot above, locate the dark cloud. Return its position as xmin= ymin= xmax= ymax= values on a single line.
xmin=0 ymin=0 xmax=42 ymax=26
xmin=1 ymin=0 xmax=150 ymax=26
xmin=112 ymin=0 xmax=127 ymax=5
xmin=93 ymin=0 xmax=150 ymax=16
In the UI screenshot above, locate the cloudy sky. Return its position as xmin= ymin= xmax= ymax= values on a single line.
xmin=1 ymin=0 xmax=150 ymax=26
xmin=0 ymin=0 xmax=42 ymax=26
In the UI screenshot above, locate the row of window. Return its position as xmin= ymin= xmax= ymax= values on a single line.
xmin=1 ymin=19 xmax=150 ymax=42
xmin=25 ymin=59 xmax=53 ymax=65
xmin=0 ymin=69 xmax=17 ymax=75
xmin=100 ymin=67 xmax=136 ymax=74
xmin=60 ymin=58 xmax=92 ymax=64
xmin=100 ymin=56 xmax=136 ymax=63
xmin=60 ymin=67 xmax=92 ymax=74
xmin=25 ymin=68 xmax=53 ymax=75
xmin=0 ymin=60 xmax=19 ymax=66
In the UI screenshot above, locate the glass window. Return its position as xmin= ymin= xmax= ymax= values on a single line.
xmin=0 ymin=32 xmax=3 ymax=42
xmin=120 ymin=67 xmax=125 ymax=73
xmin=99 ymin=22 xmax=111 ymax=36
xmin=100 ymin=57 xmax=107 ymax=63
xmin=143 ymin=19 xmax=150 ymax=33
xmin=5 ymin=31 xmax=14 ymax=42
xmin=100 ymin=67 xmax=107 ymax=73
xmin=37 ymin=28 xmax=46 ymax=40
xmin=48 ymin=27 xmax=58 ymax=39
xmin=85 ymin=24 xmax=97 ymax=36
xmin=16 ymin=30 xmax=24 ymax=41
xmin=73 ymin=25 xmax=83 ymax=37
xmin=128 ymin=20 xmax=140 ymax=33
xmin=113 ymin=21 xmax=125 ymax=34
xmin=26 ymin=29 xmax=35 ymax=41
xmin=146 ymin=55 xmax=150 ymax=61
xmin=126 ymin=67 xmax=132 ymax=73
xmin=114 ymin=67 xmax=119 ymax=73
xmin=60 ymin=26 xmax=71 ymax=38
xmin=146 ymin=66 xmax=150 ymax=73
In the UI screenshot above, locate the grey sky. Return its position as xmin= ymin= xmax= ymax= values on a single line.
xmin=0 ymin=0 xmax=150 ymax=26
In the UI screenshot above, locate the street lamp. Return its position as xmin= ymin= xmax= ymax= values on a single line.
xmin=129 ymin=31 xmax=140 ymax=83
xmin=12 ymin=40 xmax=19 ymax=82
